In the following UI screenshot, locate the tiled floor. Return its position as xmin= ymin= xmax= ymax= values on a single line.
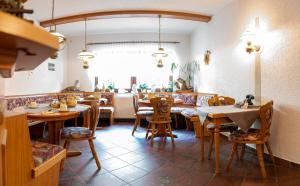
xmin=59 ymin=123 xmax=300 ymax=186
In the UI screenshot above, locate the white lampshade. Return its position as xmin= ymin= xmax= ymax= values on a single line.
xmin=50 ymin=30 xmax=66 ymax=44
xmin=78 ymin=49 xmax=95 ymax=61
xmin=152 ymin=47 xmax=168 ymax=59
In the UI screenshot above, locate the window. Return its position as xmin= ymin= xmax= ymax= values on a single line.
xmin=87 ymin=43 xmax=180 ymax=89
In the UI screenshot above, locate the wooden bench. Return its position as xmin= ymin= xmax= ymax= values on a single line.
xmin=0 ymin=112 xmax=66 ymax=186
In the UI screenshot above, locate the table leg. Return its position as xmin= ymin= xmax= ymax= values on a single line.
xmin=200 ymin=120 xmax=205 ymax=161
xmin=214 ymin=119 xmax=221 ymax=175
xmin=47 ymin=121 xmax=63 ymax=145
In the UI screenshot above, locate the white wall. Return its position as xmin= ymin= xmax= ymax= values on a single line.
xmin=4 ymin=47 xmax=68 ymax=96
xmin=66 ymin=33 xmax=191 ymax=91
xmin=191 ymin=0 xmax=300 ymax=163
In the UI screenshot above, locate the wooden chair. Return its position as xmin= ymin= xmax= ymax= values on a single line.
xmin=0 ymin=112 xmax=66 ymax=186
xmin=207 ymin=96 xmax=239 ymax=160
xmin=131 ymin=95 xmax=153 ymax=136
xmin=226 ymin=101 xmax=275 ymax=178
xmin=61 ymin=101 xmax=101 ymax=169
xmin=146 ymin=97 xmax=175 ymax=145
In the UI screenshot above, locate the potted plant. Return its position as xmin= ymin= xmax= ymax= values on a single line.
xmin=138 ymin=83 xmax=148 ymax=93
xmin=179 ymin=60 xmax=200 ymax=90
xmin=107 ymin=82 xmax=115 ymax=93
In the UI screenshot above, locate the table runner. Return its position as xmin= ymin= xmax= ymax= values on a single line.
xmin=196 ymin=105 xmax=259 ymax=131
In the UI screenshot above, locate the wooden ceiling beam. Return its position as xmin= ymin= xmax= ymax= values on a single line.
xmin=40 ymin=10 xmax=212 ymax=27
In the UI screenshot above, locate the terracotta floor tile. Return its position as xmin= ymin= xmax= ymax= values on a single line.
xmin=58 ymin=123 xmax=300 ymax=186
xmin=111 ymin=165 xmax=148 ymax=182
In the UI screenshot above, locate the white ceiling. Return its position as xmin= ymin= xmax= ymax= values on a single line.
xmin=25 ymin=0 xmax=233 ymax=36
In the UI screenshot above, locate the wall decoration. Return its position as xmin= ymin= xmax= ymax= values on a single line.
xmin=48 ymin=62 xmax=55 ymax=71
xmin=204 ymin=50 xmax=211 ymax=65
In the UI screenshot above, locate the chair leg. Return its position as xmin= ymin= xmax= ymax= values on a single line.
xmin=174 ymin=114 xmax=179 ymax=128
xmin=226 ymin=143 xmax=238 ymax=171
xmin=240 ymin=144 xmax=246 ymax=160
xmin=132 ymin=116 xmax=140 ymax=136
xmin=109 ymin=112 xmax=114 ymax=125
xmin=184 ymin=117 xmax=190 ymax=130
xmin=150 ymin=123 xmax=155 ymax=146
xmin=60 ymin=140 xmax=70 ymax=170
xmin=236 ymin=145 xmax=240 ymax=161
xmin=208 ymin=133 xmax=214 ymax=160
xmin=88 ymin=139 xmax=101 ymax=170
xmin=145 ymin=122 xmax=151 ymax=139
xmin=265 ymin=141 xmax=275 ymax=164
xmin=256 ymin=144 xmax=267 ymax=178
xmin=167 ymin=123 xmax=175 ymax=145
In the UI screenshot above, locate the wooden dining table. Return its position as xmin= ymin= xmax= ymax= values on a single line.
xmin=196 ymin=105 xmax=260 ymax=175
xmin=26 ymin=104 xmax=91 ymax=145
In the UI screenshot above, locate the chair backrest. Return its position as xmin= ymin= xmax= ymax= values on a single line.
xmin=259 ymin=101 xmax=274 ymax=138
xmin=150 ymin=97 xmax=173 ymax=122
xmin=208 ymin=96 xmax=235 ymax=106
xmin=81 ymin=101 xmax=100 ymax=136
xmin=132 ymin=94 xmax=139 ymax=114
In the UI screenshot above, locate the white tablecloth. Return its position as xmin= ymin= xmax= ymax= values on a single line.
xmin=196 ymin=105 xmax=260 ymax=131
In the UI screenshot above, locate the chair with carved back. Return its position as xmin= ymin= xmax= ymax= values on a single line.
xmin=146 ymin=97 xmax=174 ymax=145
xmin=206 ymin=96 xmax=239 ymax=160
xmin=226 ymin=101 xmax=275 ymax=177
xmin=61 ymin=101 xmax=101 ymax=169
xmin=131 ymin=94 xmax=153 ymax=136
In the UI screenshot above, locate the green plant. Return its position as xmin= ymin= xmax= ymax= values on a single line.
xmin=107 ymin=82 xmax=115 ymax=91
xmin=138 ymin=83 xmax=148 ymax=92
xmin=179 ymin=60 xmax=200 ymax=87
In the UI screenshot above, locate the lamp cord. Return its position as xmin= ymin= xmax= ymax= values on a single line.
xmin=84 ymin=18 xmax=87 ymax=50
xmin=158 ymin=15 xmax=161 ymax=48
xmin=51 ymin=0 xmax=56 ymax=31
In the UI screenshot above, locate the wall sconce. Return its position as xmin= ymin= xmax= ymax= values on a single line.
xmin=241 ymin=17 xmax=263 ymax=54
xmin=204 ymin=50 xmax=211 ymax=65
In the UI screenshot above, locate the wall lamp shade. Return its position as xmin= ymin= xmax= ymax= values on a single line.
xmin=240 ymin=17 xmax=263 ymax=54
xmin=241 ymin=30 xmax=262 ymax=54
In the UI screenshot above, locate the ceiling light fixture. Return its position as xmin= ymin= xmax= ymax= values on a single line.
xmin=152 ymin=15 xmax=168 ymax=68
xmin=49 ymin=0 xmax=66 ymax=59
xmin=78 ymin=19 xmax=94 ymax=69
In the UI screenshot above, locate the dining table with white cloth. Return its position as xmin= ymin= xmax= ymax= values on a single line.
xmin=196 ymin=105 xmax=260 ymax=175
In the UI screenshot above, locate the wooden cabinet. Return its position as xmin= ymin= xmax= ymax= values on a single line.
xmin=0 ymin=12 xmax=59 ymax=78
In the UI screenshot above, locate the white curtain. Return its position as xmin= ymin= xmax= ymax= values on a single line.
xmin=87 ymin=42 xmax=180 ymax=89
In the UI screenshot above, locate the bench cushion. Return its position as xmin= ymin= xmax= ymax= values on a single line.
xmin=229 ymin=128 xmax=261 ymax=142
xmin=31 ymin=141 xmax=64 ymax=167
xmin=61 ymin=127 xmax=92 ymax=139
xmin=138 ymin=107 xmax=153 ymax=111
xmin=171 ymin=107 xmax=186 ymax=113
xmin=172 ymin=94 xmax=197 ymax=106
xmin=207 ymin=123 xmax=238 ymax=132
xmin=181 ymin=108 xmax=198 ymax=117
xmin=137 ymin=110 xmax=154 ymax=116
xmin=99 ymin=106 xmax=114 ymax=112
xmin=196 ymin=95 xmax=214 ymax=107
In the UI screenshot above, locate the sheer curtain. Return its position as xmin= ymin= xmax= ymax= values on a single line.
xmin=88 ymin=43 xmax=180 ymax=89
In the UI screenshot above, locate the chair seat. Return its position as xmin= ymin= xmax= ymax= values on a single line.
xmin=61 ymin=127 xmax=92 ymax=139
xmin=229 ymin=128 xmax=262 ymax=142
xmin=181 ymin=108 xmax=198 ymax=117
xmin=171 ymin=107 xmax=186 ymax=114
xmin=31 ymin=140 xmax=64 ymax=167
xmin=138 ymin=107 xmax=153 ymax=111
xmin=99 ymin=106 xmax=114 ymax=112
xmin=136 ymin=110 xmax=154 ymax=116
xmin=207 ymin=123 xmax=238 ymax=132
